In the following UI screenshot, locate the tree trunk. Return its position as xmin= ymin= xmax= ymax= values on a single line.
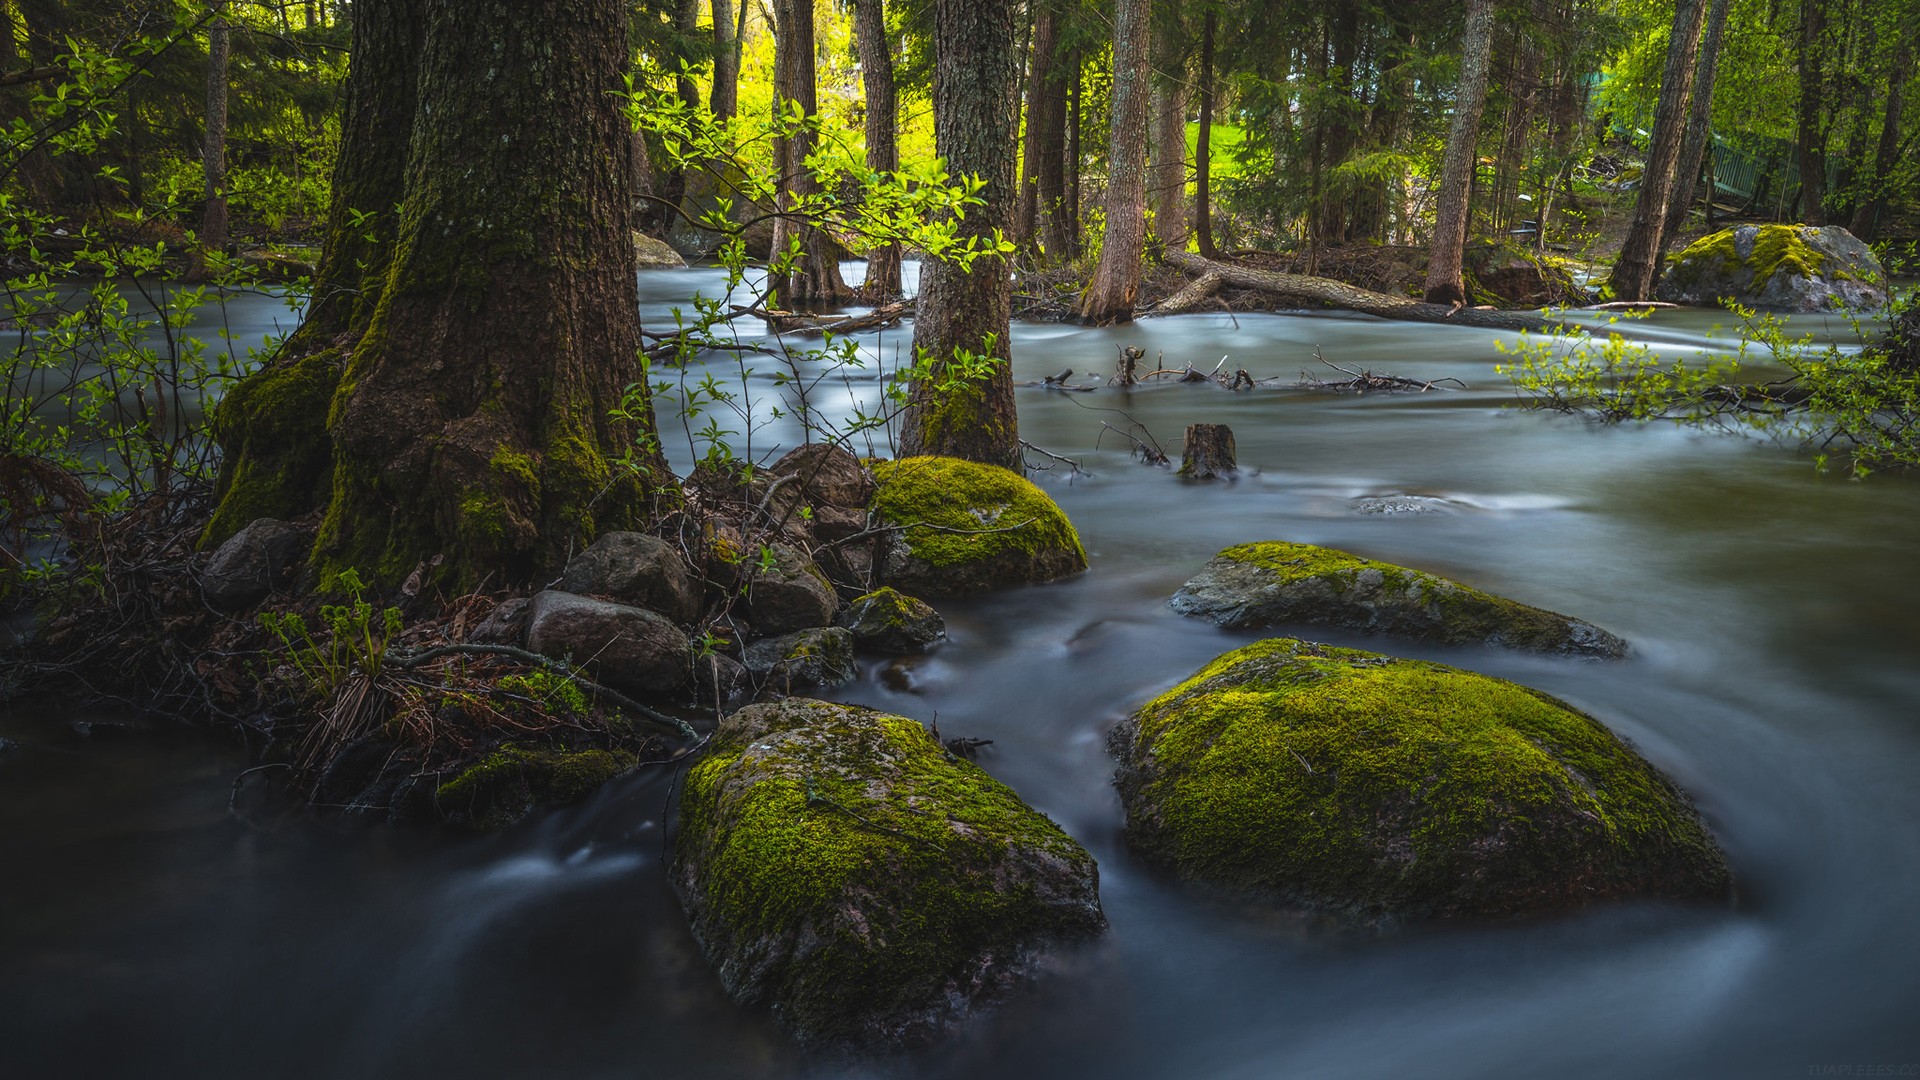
xmin=1016 ymin=3 xmax=1064 ymax=251
xmin=1075 ymin=0 xmax=1151 ymax=324
xmin=1179 ymin=423 xmax=1236 ymax=479
xmin=1146 ymin=15 xmax=1188 ymax=251
xmin=1796 ymin=0 xmax=1828 ymax=223
xmin=853 ymin=0 xmax=901 ymax=299
xmin=1170 ymin=251 xmax=1571 ymax=333
xmin=711 ymin=0 xmax=738 ymax=119
xmin=1194 ymin=10 xmax=1217 ymax=258
xmin=769 ymin=0 xmax=853 ymax=305
xmin=899 ymin=0 xmax=1021 ymax=468
xmin=1423 ymin=0 xmax=1497 ymax=305
xmin=212 ymin=0 xmax=671 ymax=589
xmin=1607 ymin=0 xmax=1707 ymax=301
xmin=1066 ymin=51 xmax=1082 ymax=257
xmin=1658 ymin=0 xmax=1731 ymax=256
xmin=188 ymin=6 xmax=230 ymax=283
xmin=1850 ymin=28 xmax=1912 ymax=240
xmin=204 ymin=0 xmax=424 ymax=545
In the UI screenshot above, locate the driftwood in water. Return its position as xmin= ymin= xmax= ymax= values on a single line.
xmin=730 ymin=299 xmax=914 ymax=335
xmin=1164 ymin=251 xmax=1575 ymax=334
xmin=1179 ymin=423 xmax=1237 ymax=479
xmin=1299 ymin=357 xmax=1466 ymax=394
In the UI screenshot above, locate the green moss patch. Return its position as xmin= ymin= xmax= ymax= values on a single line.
xmin=1170 ymin=540 xmax=1627 ymax=658
xmin=868 ymin=456 xmax=1087 ymax=595
xmin=673 ymin=699 xmax=1105 ymax=1049
xmin=1113 ymin=638 xmax=1730 ymax=922
xmin=434 ymin=743 xmax=635 ymax=829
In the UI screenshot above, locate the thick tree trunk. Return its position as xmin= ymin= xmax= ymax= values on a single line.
xmin=1146 ymin=16 xmax=1188 ymax=251
xmin=1850 ymin=29 xmax=1911 ymax=240
xmin=711 ymin=0 xmax=738 ymax=119
xmin=1796 ymin=0 xmax=1828 ymax=223
xmin=1423 ymin=0 xmax=1497 ymax=305
xmin=1610 ymin=0 xmax=1708 ymax=301
xmin=769 ymin=0 xmax=853 ymax=305
xmin=1194 ymin=10 xmax=1217 ymax=258
xmin=188 ymin=7 xmax=230 ymax=283
xmin=1075 ymin=0 xmax=1151 ymax=324
xmin=1658 ymin=0 xmax=1732 ymax=256
xmin=204 ymin=0 xmax=423 ymax=544
xmin=899 ymin=0 xmax=1021 ymax=468
xmin=1170 ymin=251 xmax=1572 ymax=333
xmin=212 ymin=0 xmax=670 ymax=588
xmin=853 ymin=0 xmax=900 ymax=299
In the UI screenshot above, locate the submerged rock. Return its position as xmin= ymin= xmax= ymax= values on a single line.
xmin=523 ymin=590 xmax=691 ymax=695
xmin=1655 ymin=224 xmax=1886 ymax=311
xmin=1112 ymin=638 xmax=1730 ymax=922
xmin=673 ymin=699 xmax=1106 ymax=1049
xmin=743 ymin=626 xmax=856 ymax=690
xmin=202 ymin=517 xmax=309 ymax=609
xmin=1171 ymin=540 xmax=1626 ymax=658
xmin=557 ymin=531 xmax=702 ymax=624
xmin=870 ymin=456 xmax=1087 ymax=596
xmin=839 ymin=587 xmax=945 ymax=653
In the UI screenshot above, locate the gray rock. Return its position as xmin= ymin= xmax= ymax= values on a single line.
xmin=1170 ymin=541 xmax=1627 ymax=659
xmin=672 ymin=699 xmax=1106 ymax=1049
xmin=691 ymin=651 xmax=751 ymax=705
xmin=743 ymin=627 xmax=856 ymax=690
xmin=467 ymin=597 xmax=531 ymax=646
xmin=839 ymin=587 xmax=944 ymax=653
xmin=1656 ymin=224 xmax=1887 ymax=311
xmin=557 ymin=531 xmax=702 ymax=624
xmin=769 ymin=442 xmax=876 ymax=509
xmin=742 ymin=544 xmax=838 ymax=635
xmin=202 ymin=518 xmax=309 ymax=609
xmin=524 ymin=590 xmax=692 ymax=695
xmin=634 ymin=231 xmax=688 ymax=269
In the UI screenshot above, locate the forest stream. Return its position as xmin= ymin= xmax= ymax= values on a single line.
xmin=3 ymin=265 xmax=1918 ymax=1078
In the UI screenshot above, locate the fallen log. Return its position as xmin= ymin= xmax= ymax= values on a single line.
xmin=1150 ymin=270 xmax=1226 ymax=315
xmin=1163 ymin=251 xmax=1580 ymax=334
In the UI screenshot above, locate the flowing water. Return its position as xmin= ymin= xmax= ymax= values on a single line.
xmin=3 ymin=267 xmax=1918 ymax=1078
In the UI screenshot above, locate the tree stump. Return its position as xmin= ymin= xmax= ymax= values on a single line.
xmin=1179 ymin=423 xmax=1237 ymax=479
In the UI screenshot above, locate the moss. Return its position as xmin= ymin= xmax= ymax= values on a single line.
xmin=1667 ymin=224 xmax=1832 ymax=290
xmin=435 ymin=743 xmax=634 ymax=828
xmin=870 ymin=456 xmax=1086 ymax=574
xmin=498 ymin=670 xmax=589 ymax=717
xmin=1202 ymin=541 xmax=1622 ymax=655
xmin=675 ymin=699 xmax=1103 ymax=1046
xmin=1117 ymin=639 xmax=1730 ymax=921
xmin=201 ymin=348 xmax=344 ymax=548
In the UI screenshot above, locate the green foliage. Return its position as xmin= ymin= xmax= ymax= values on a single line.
xmin=256 ymin=569 xmax=405 ymax=701
xmin=497 ymin=670 xmax=590 ymax=718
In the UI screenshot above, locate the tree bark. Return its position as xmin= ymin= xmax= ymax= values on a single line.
xmin=1017 ymin=3 xmax=1066 ymax=253
xmin=1146 ymin=15 xmax=1188 ymax=251
xmin=1075 ymin=0 xmax=1151 ymax=324
xmin=1607 ymin=0 xmax=1707 ymax=301
xmin=899 ymin=0 xmax=1021 ymax=468
xmin=1170 ymin=250 xmax=1572 ymax=333
xmin=188 ymin=5 xmax=230 ymax=283
xmin=1849 ymin=27 xmax=1911 ymax=240
xmin=1658 ymin=0 xmax=1731 ymax=256
xmin=711 ymin=0 xmax=738 ymax=119
xmin=853 ymin=0 xmax=900 ymax=299
xmin=212 ymin=0 xmax=671 ymax=589
xmin=1423 ymin=0 xmax=1497 ymax=305
xmin=1179 ymin=423 xmax=1236 ymax=479
xmin=1795 ymin=0 xmax=1828 ymax=223
xmin=1065 ymin=50 xmax=1082 ymax=257
xmin=768 ymin=0 xmax=853 ymax=305
xmin=1194 ymin=9 xmax=1217 ymax=258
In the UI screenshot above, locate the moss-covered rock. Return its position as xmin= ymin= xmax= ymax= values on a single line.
xmin=869 ymin=456 xmax=1087 ymax=596
xmin=1171 ymin=541 xmax=1627 ymax=658
xmin=1655 ymin=223 xmax=1887 ymax=311
xmin=742 ymin=626 xmax=857 ymax=691
xmin=1112 ymin=638 xmax=1730 ymax=922
xmin=839 ymin=587 xmax=945 ymax=653
xmin=673 ymin=699 xmax=1106 ymax=1049
xmin=435 ymin=743 xmax=636 ymax=830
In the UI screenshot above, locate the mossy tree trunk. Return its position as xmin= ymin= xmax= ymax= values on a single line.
xmin=1609 ymin=0 xmax=1707 ymax=302
xmin=853 ymin=0 xmax=901 ymax=301
xmin=768 ymin=0 xmax=853 ymax=307
xmin=1422 ymin=0 xmax=1495 ymax=306
xmin=1075 ymin=0 xmax=1150 ymax=324
xmin=898 ymin=0 xmax=1020 ymax=469
xmin=208 ymin=0 xmax=671 ymax=590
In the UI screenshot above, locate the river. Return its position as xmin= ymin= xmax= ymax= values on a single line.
xmin=2 ymin=265 xmax=1916 ymax=1078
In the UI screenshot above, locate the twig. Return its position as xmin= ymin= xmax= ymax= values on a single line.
xmin=384 ymin=643 xmax=698 ymax=740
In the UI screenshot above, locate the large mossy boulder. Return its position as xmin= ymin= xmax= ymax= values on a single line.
xmin=673 ymin=699 xmax=1106 ymax=1049
xmin=869 ymin=456 xmax=1087 ymax=596
xmin=1112 ymin=639 xmax=1730 ymax=922
xmin=1171 ymin=541 xmax=1627 ymax=658
xmin=1655 ymin=223 xmax=1887 ymax=311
